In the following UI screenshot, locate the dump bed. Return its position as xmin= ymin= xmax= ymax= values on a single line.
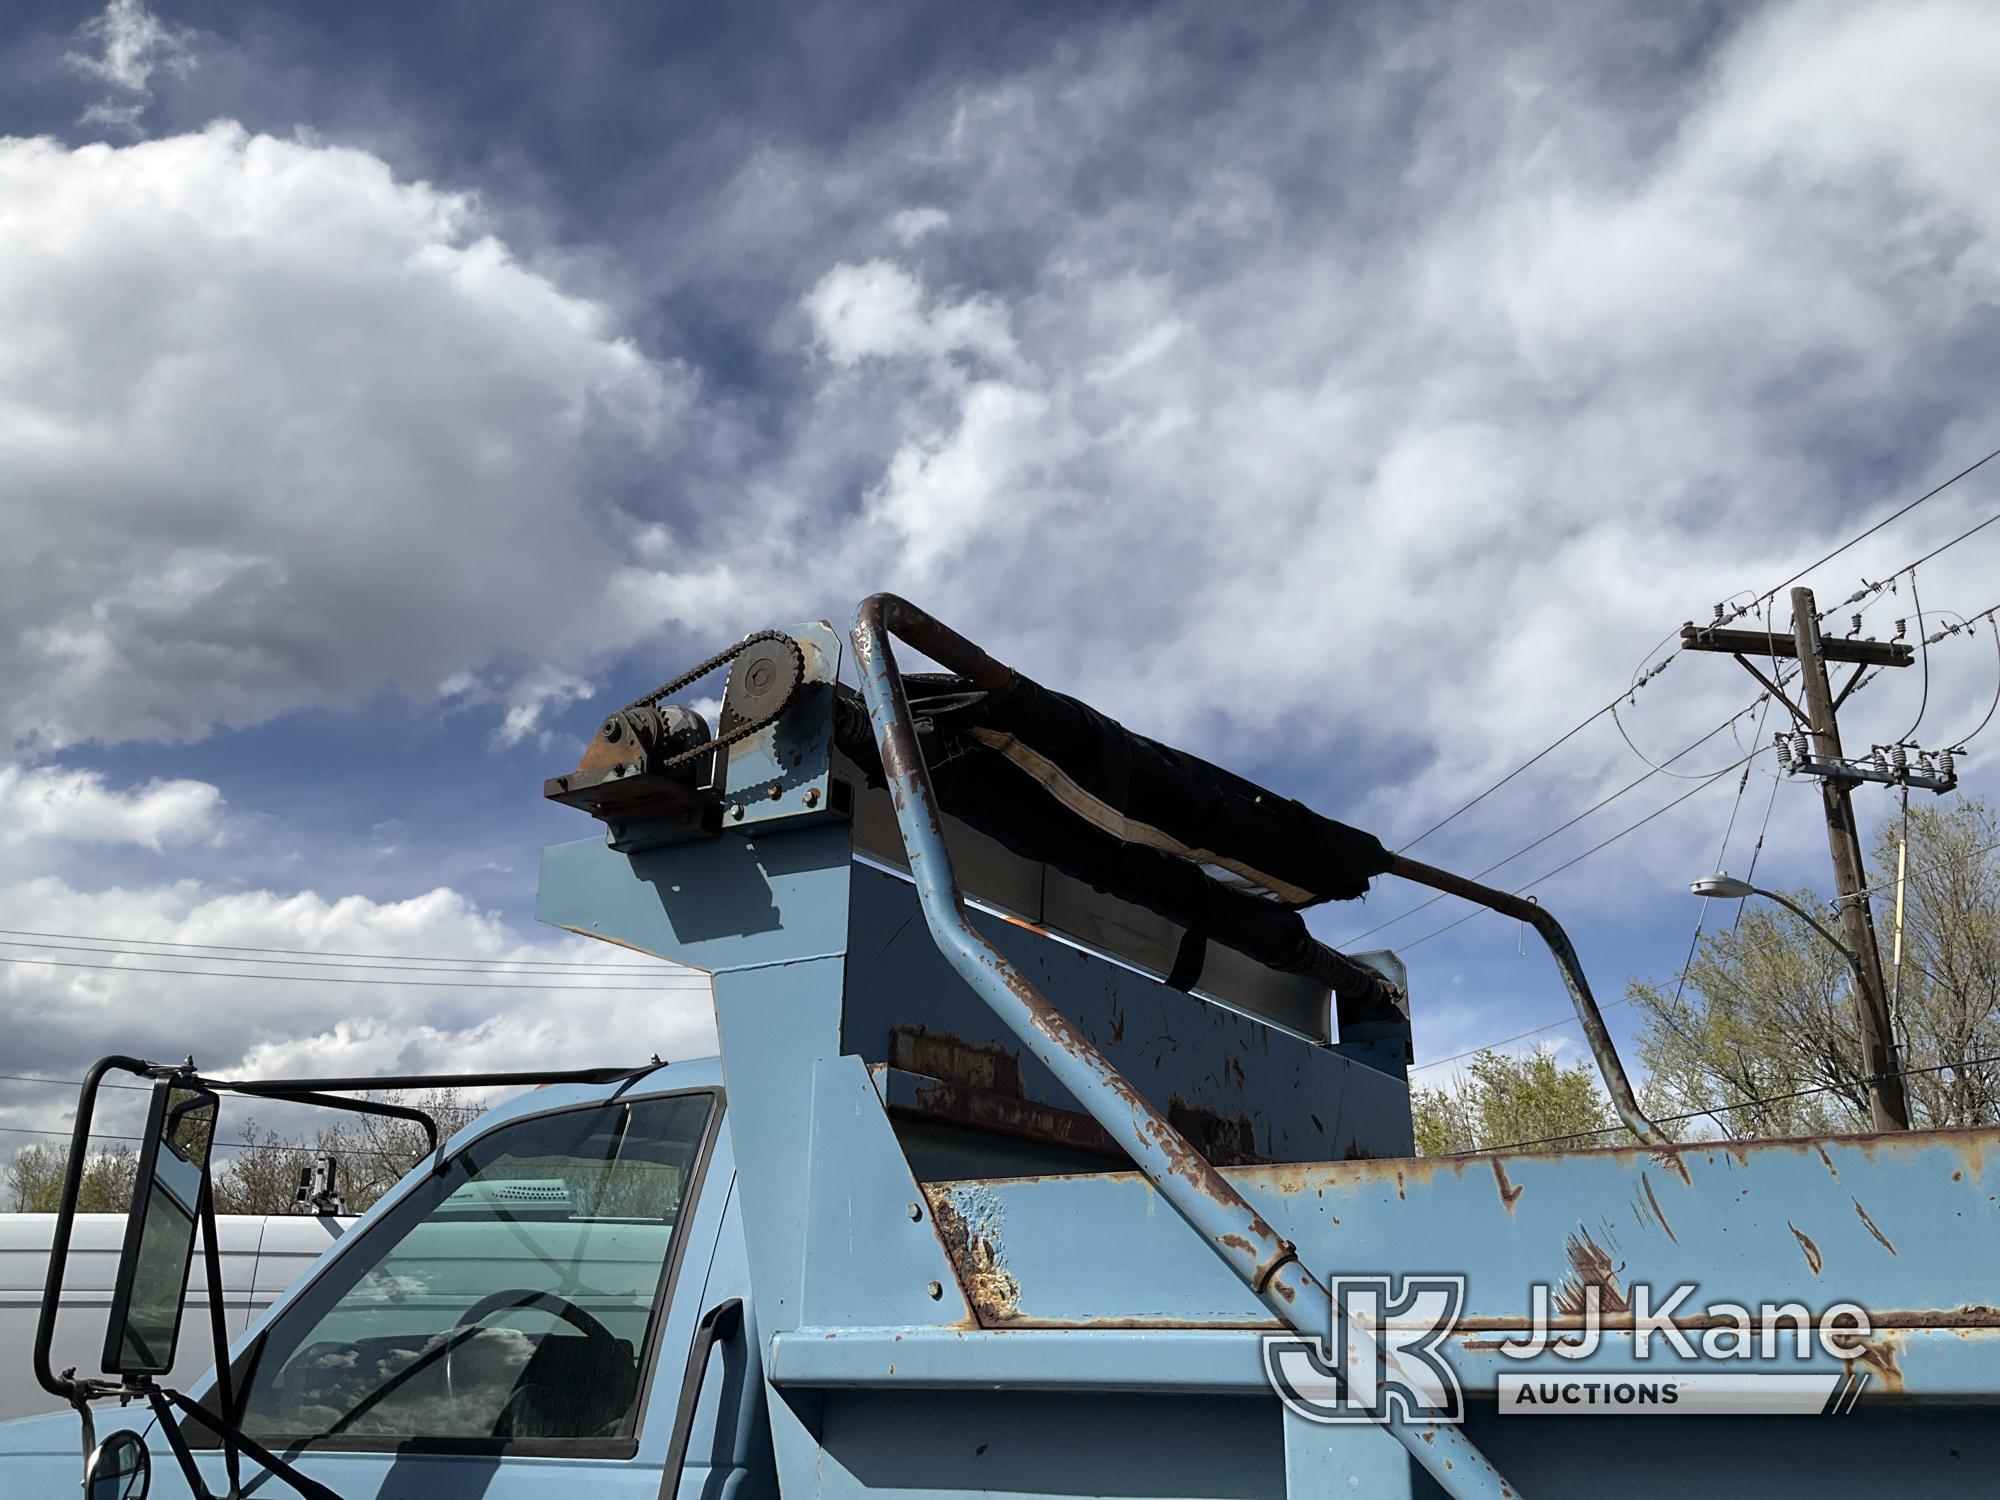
xmin=534 ymin=600 xmax=2000 ymax=1497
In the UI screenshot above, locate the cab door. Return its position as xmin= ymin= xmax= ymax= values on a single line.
xmin=172 ymin=1086 xmax=737 ymax=1500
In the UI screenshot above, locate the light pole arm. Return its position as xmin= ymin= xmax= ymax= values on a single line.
xmin=1754 ymin=888 xmax=1868 ymax=988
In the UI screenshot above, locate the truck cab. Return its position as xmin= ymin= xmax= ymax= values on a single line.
xmin=3 ymin=1060 xmax=772 ymax=1498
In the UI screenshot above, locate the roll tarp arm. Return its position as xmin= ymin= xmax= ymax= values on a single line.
xmin=850 ymin=593 xmax=1521 ymax=1500
xmin=836 ymin=594 xmax=1660 ymax=1144
xmin=1385 ymin=854 xmax=1665 ymax=1146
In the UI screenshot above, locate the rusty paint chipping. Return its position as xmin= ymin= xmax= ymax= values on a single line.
xmin=1787 ymin=1221 xmax=1823 ymax=1276
xmin=1849 ymin=1335 xmax=1905 ymax=1393
xmin=1639 ymin=1173 xmax=1677 ymax=1244
xmin=1491 ymin=1158 xmax=1524 ymax=1215
xmin=931 ymin=1189 xmax=1023 ymax=1325
xmin=1553 ymin=1228 xmax=1629 ymax=1318
xmin=1851 ymin=1198 xmax=1898 ymax=1257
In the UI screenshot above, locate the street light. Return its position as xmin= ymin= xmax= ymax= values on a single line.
xmin=1689 ymin=872 xmax=1866 ymax=982
xmin=1688 ymin=871 xmax=1903 ymax=1125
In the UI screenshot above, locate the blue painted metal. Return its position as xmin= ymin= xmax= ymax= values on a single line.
xmin=925 ymin=1128 xmax=2000 ymax=1339
xmin=848 ymin=594 xmax=1516 ymax=1498
xmin=842 ymin=862 xmax=1416 ymax=1165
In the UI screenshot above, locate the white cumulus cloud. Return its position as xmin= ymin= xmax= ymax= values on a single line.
xmin=0 ymin=123 xmax=682 ymax=752
xmin=0 ymin=876 xmax=717 ymax=1148
xmin=0 ymin=765 xmax=223 ymax=851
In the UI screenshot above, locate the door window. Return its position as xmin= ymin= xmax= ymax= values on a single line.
xmin=228 ymin=1092 xmax=713 ymax=1450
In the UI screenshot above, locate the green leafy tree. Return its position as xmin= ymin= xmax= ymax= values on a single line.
xmin=8 ymin=1140 xmax=139 ymax=1213
xmin=1413 ymin=1047 xmax=1618 ymax=1155
xmin=1628 ymin=798 xmax=2000 ymax=1137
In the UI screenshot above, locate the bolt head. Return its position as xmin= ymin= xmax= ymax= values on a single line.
xmin=926 ymin=1280 xmax=944 ymax=1300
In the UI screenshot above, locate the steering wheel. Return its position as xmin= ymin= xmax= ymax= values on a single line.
xmin=441 ymin=1287 xmax=621 ymax=1425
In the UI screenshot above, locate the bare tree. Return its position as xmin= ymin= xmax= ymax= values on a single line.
xmin=311 ymin=1088 xmax=485 ymax=1212
xmin=212 ymin=1119 xmax=313 ymax=1215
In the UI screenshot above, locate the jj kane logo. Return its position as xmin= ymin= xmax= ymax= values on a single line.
xmin=1264 ymin=1275 xmax=1878 ymax=1422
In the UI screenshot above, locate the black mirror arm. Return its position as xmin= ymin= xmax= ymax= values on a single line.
xmin=218 ymin=1088 xmax=438 ymax=1155
xmin=197 ymin=1166 xmax=242 ymax=1497
xmin=35 ymin=1055 xmax=152 ymax=1402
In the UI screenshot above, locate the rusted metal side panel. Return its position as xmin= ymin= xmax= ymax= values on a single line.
xmin=926 ymin=1128 xmax=2000 ymax=1368
xmin=843 ymin=863 xmax=1415 ymax=1167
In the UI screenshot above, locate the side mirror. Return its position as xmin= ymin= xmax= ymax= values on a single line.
xmin=102 ymin=1080 xmax=219 ymax=1377
xmin=85 ymin=1429 xmax=150 ymax=1500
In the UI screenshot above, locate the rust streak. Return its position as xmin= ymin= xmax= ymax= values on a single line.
xmin=1787 ymin=1221 xmax=1823 ymax=1276
xmin=1490 ymin=1158 xmax=1523 ymax=1215
xmin=1852 ymin=1199 xmax=1898 ymax=1257
xmin=1552 ymin=1228 xmax=1629 ymax=1318
xmin=1652 ymin=1147 xmax=1694 ymax=1188
xmin=1640 ymin=1173 xmax=1676 ymax=1244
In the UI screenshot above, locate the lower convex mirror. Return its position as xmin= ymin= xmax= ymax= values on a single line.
xmin=85 ymin=1429 xmax=150 ymax=1500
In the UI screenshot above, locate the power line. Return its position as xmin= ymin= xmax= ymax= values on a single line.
xmin=1903 ymin=502 xmax=2000 ymax=576
xmin=1748 ymin=445 xmax=2000 ymax=615
xmin=1343 ymin=687 xmax=1782 ymax=948
xmin=0 ymin=954 xmax=710 ymax=991
xmin=0 ymin=927 xmax=682 ymax=970
xmin=1398 ymin=443 xmax=2000 ymax=856
xmin=1401 ymin=607 xmax=2000 ymax=1073
xmin=1398 ymin=752 xmax=1755 ymax=954
xmin=0 ymin=938 xmax=707 ymax=983
xmin=1394 ymin=695 xmax=1639 ymax=855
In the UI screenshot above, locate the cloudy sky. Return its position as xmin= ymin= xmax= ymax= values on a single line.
xmin=5 ymin=0 xmax=2000 ymax=1157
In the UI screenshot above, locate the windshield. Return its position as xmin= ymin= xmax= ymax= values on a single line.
xmin=226 ymin=1091 xmax=713 ymax=1448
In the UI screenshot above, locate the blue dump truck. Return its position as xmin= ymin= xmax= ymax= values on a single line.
xmin=8 ymin=596 xmax=1998 ymax=1498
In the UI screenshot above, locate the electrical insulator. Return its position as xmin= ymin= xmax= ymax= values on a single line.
xmin=1775 ymin=733 xmax=1794 ymax=772
xmin=1794 ymin=731 xmax=1811 ymax=766
xmin=1713 ymin=602 xmax=1725 ymax=623
xmin=1920 ymin=751 xmax=1936 ymax=777
xmin=1940 ymin=748 xmax=1957 ymax=778
xmin=1871 ymin=746 xmax=1889 ymax=776
xmin=1895 ymin=619 xmax=1908 ymax=640
xmin=1891 ymin=744 xmax=1908 ymax=773
xmin=1851 ymin=614 xmax=1862 ymax=636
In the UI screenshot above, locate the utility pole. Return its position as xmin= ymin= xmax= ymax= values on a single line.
xmin=1680 ymin=587 xmax=1914 ymax=1130
xmin=1786 ymin=588 xmax=1908 ymax=1131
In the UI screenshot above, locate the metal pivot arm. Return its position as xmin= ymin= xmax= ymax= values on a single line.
xmin=851 ymin=594 xmax=1519 ymax=1500
xmin=1386 ymin=855 xmax=1666 ymax=1147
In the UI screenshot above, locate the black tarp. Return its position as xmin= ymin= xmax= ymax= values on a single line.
xmin=833 ymin=678 xmax=1397 ymax=1011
